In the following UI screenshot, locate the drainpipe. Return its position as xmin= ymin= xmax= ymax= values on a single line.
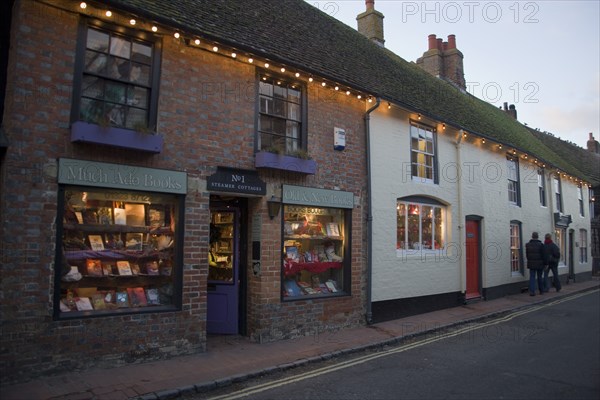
xmin=455 ymin=130 xmax=465 ymax=302
xmin=365 ymin=97 xmax=380 ymax=324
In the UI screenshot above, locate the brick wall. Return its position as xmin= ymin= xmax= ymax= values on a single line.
xmin=0 ymin=0 xmax=369 ymax=383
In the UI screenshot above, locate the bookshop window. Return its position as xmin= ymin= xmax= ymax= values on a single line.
xmin=258 ymin=74 xmax=306 ymax=154
xmin=410 ymin=122 xmax=437 ymax=183
xmin=282 ymin=205 xmax=349 ymax=299
xmin=74 ymin=23 xmax=160 ymax=130
xmin=396 ymin=198 xmax=445 ymax=253
xmin=56 ymin=186 xmax=181 ymax=317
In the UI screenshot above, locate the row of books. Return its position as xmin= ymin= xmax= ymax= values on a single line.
xmin=67 ymin=203 xmax=167 ymax=228
xmin=85 ymin=259 xmax=170 ymax=277
xmin=60 ymin=287 xmax=161 ymax=312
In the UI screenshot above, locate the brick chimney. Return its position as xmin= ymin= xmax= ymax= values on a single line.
xmin=587 ymin=132 xmax=599 ymax=154
xmin=416 ymin=34 xmax=465 ymax=90
xmin=503 ymin=102 xmax=518 ymax=120
xmin=357 ymin=0 xmax=385 ymax=47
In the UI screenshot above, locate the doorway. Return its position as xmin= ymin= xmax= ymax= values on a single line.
xmin=207 ymin=197 xmax=247 ymax=334
xmin=465 ymin=217 xmax=482 ymax=299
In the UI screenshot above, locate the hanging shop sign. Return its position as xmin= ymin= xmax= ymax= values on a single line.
xmin=58 ymin=158 xmax=187 ymax=194
xmin=207 ymin=167 xmax=266 ymax=196
xmin=282 ymin=184 xmax=354 ymax=209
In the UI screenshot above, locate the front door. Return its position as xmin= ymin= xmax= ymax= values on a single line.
xmin=207 ymin=207 xmax=239 ymax=334
xmin=465 ymin=218 xmax=481 ymax=299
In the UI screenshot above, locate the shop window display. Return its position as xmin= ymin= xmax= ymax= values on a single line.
xmin=56 ymin=186 xmax=181 ymax=317
xmin=282 ymin=206 xmax=347 ymax=298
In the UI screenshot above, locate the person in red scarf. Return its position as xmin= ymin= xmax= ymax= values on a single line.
xmin=542 ymin=233 xmax=562 ymax=292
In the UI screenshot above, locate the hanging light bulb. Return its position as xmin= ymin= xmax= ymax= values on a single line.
xmin=152 ymin=26 xmax=158 ymax=32
xmin=129 ymin=19 xmax=136 ymax=25
xmin=105 ymin=10 xmax=112 ymax=17
xmin=79 ymin=2 xmax=87 ymax=9
xmin=174 ymin=32 xmax=180 ymax=39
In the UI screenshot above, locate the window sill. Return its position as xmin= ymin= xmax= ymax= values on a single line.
xmin=71 ymin=121 xmax=164 ymax=153
xmin=255 ymin=151 xmax=316 ymax=175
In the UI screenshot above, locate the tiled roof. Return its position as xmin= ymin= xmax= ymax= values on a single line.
xmin=104 ymin=0 xmax=596 ymax=184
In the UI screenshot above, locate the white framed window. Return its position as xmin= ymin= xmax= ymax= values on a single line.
xmin=410 ymin=123 xmax=436 ymax=184
xmin=580 ymin=229 xmax=588 ymax=263
xmin=578 ymin=186 xmax=585 ymax=217
xmin=396 ymin=197 xmax=445 ymax=254
xmin=589 ymin=188 xmax=596 ymax=219
xmin=507 ymin=156 xmax=520 ymax=206
xmin=510 ymin=222 xmax=522 ymax=274
xmin=553 ymin=175 xmax=563 ymax=213
xmin=537 ymin=169 xmax=546 ymax=207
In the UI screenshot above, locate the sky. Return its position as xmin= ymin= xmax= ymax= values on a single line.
xmin=306 ymin=0 xmax=600 ymax=149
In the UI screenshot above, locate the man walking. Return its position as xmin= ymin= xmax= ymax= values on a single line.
xmin=525 ymin=232 xmax=545 ymax=296
xmin=543 ymin=233 xmax=562 ymax=292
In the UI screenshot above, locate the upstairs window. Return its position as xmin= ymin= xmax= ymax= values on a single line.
xmin=590 ymin=188 xmax=596 ymax=219
xmin=537 ymin=169 xmax=547 ymax=207
xmin=258 ymin=75 xmax=306 ymax=155
xmin=578 ymin=186 xmax=585 ymax=217
xmin=410 ymin=123 xmax=437 ymax=184
xmin=73 ymin=24 xmax=160 ymax=131
xmin=553 ymin=175 xmax=563 ymax=213
xmin=507 ymin=156 xmax=520 ymax=206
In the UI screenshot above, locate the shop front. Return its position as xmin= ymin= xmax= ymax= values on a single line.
xmin=54 ymin=158 xmax=187 ymax=318
xmin=206 ymin=167 xmax=266 ymax=334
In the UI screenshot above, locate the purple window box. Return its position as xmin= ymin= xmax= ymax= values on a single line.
xmin=71 ymin=121 xmax=164 ymax=153
xmin=255 ymin=151 xmax=316 ymax=174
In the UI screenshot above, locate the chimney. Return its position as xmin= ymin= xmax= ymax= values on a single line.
xmin=416 ymin=34 xmax=465 ymax=90
xmin=503 ymin=102 xmax=518 ymax=120
xmin=357 ymin=0 xmax=385 ymax=47
xmin=587 ymin=132 xmax=600 ymax=154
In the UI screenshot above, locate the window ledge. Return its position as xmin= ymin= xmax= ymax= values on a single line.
xmin=255 ymin=151 xmax=316 ymax=175
xmin=71 ymin=121 xmax=163 ymax=153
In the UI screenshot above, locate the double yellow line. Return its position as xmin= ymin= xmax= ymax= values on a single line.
xmin=207 ymin=289 xmax=598 ymax=400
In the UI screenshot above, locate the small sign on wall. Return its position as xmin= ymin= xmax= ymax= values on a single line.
xmin=334 ymin=127 xmax=345 ymax=151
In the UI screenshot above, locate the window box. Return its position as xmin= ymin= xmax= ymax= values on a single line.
xmin=71 ymin=121 xmax=163 ymax=153
xmin=255 ymin=151 xmax=316 ymax=174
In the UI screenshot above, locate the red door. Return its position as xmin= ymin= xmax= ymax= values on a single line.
xmin=465 ymin=219 xmax=481 ymax=299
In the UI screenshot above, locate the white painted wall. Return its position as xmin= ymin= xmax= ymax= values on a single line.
xmin=369 ymin=106 xmax=592 ymax=302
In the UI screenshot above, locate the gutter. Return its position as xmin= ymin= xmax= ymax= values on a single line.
xmin=455 ymin=130 xmax=465 ymax=299
xmin=365 ymin=97 xmax=380 ymax=324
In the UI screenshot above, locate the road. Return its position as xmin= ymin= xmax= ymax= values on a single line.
xmin=192 ymin=290 xmax=600 ymax=400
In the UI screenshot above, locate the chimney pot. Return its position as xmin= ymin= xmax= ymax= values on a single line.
xmin=447 ymin=34 xmax=456 ymax=49
xmin=437 ymin=38 xmax=443 ymax=51
xmin=428 ymin=34 xmax=437 ymax=50
xmin=366 ymin=0 xmax=374 ymax=10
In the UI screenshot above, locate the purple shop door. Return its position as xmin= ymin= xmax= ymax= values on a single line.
xmin=207 ymin=209 xmax=239 ymax=334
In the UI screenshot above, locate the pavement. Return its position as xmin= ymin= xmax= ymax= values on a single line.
xmin=2 ymin=278 xmax=599 ymax=400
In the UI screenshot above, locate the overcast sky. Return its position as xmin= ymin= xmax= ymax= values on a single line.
xmin=307 ymin=0 xmax=600 ymax=149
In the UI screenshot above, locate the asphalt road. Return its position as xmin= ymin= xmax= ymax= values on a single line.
xmin=196 ymin=289 xmax=600 ymax=400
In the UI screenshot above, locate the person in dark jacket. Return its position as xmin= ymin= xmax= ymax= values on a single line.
xmin=525 ymin=232 xmax=545 ymax=296
xmin=542 ymin=233 xmax=562 ymax=292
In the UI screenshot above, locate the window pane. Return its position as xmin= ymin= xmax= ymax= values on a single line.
xmin=81 ymin=75 xmax=104 ymax=99
xmin=85 ymin=51 xmax=107 ymax=74
xmin=259 ymin=81 xmax=273 ymax=96
xmin=421 ymin=206 xmax=433 ymax=249
xmin=125 ymin=107 xmax=148 ymax=130
xmin=128 ymin=86 xmax=148 ymax=109
xmin=288 ymin=87 xmax=300 ymax=104
xmin=131 ymin=42 xmax=152 ymax=65
xmin=110 ymin=36 xmax=131 ymax=58
xmin=273 ymin=85 xmax=286 ymax=99
xmin=407 ymin=204 xmax=420 ymax=249
xmin=80 ymin=97 xmax=105 ymax=124
xmin=259 ymin=114 xmax=273 ymax=133
xmin=129 ymin=63 xmax=149 ymax=85
xmin=434 ymin=208 xmax=443 ymax=248
xmin=272 ymin=98 xmax=286 ymax=117
xmin=105 ymin=81 xmax=127 ymax=104
xmin=397 ymin=203 xmax=406 ymax=249
xmin=87 ymin=28 xmax=108 ymax=51
xmin=288 ymin=103 xmax=300 ymax=121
